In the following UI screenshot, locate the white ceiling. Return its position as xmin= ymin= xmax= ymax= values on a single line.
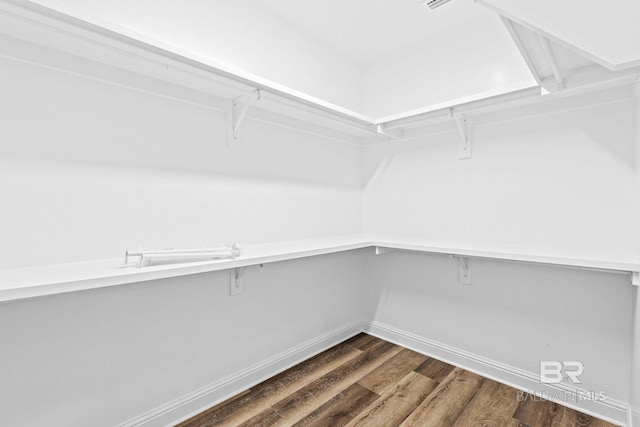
xmin=252 ymin=0 xmax=493 ymax=65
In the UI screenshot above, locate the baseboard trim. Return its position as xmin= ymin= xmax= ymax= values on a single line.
xmin=119 ymin=319 xmax=629 ymax=427
xmin=117 ymin=319 xmax=364 ymax=427
xmin=364 ymin=320 xmax=628 ymax=426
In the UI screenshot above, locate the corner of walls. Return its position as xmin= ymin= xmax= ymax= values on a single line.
xmin=359 ymin=92 xmax=640 ymax=425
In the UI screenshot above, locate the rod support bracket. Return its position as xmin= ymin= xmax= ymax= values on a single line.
xmin=632 ymin=271 xmax=639 ymax=286
xmin=450 ymin=108 xmax=471 ymax=159
xmin=538 ymin=34 xmax=566 ymax=91
xmin=376 ymin=123 xmax=403 ymax=140
xmin=375 ymin=246 xmax=393 ymax=255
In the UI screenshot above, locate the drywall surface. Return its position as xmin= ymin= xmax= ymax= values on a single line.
xmin=363 ymin=98 xmax=640 ymax=263
xmin=25 ymin=0 xmax=365 ymax=112
xmin=0 ymin=250 xmax=367 ymax=427
xmin=362 ymin=250 xmax=634 ymax=405
xmin=0 ymin=158 xmax=362 ymax=269
xmin=0 ymin=42 xmax=362 ymax=269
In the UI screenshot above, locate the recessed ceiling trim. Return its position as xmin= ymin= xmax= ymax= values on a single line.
xmin=476 ymin=0 xmax=640 ymax=71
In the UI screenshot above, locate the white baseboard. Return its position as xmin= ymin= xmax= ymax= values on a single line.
xmin=119 ymin=319 xmax=629 ymax=427
xmin=117 ymin=319 xmax=363 ymax=427
xmin=364 ymin=320 xmax=629 ymax=426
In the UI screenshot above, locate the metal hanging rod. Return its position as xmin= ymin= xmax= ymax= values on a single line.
xmin=124 ymin=244 xmax=242 ymax=268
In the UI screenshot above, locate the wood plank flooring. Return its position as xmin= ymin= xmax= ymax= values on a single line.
xmin=177 ymin=334 xmax=619 ymax=427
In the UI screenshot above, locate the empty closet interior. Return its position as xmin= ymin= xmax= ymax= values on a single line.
xmin=1 ymin=0 xmax=639 ymax=426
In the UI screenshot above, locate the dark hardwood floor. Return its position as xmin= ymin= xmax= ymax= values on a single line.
xmin=177 ymin=334 xmax=618 ymax=427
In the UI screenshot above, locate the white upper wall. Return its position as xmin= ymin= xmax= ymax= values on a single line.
xmin=364 ymin=88 xmax=640 ymax=262
xmin=0 ymin=36 xmax=363 ymax=268
xmin=26 ymin=0 xmax=365 ymax=112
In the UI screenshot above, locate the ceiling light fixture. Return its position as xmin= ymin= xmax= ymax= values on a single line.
xmin=422 ymin=0 xmax=455 ymax=10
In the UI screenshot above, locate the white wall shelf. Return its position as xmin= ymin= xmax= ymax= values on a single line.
xmin=2 ymin=1 xmax=638 ymax=148
xmin=370 ymin=235 xmax=640 ymax=277
xmin=2 ymin=234 xmax=638 ymax=303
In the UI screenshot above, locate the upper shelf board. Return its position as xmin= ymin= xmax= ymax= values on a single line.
xmin=1 ymin=0 xmax=637 ymax=142
xmin=0 ymin=0 xmax=528 ymax=129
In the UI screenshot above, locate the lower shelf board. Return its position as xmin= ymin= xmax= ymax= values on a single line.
xmin=4 ymin=234 xmax=638 ymax=304
xmin=175 ymin=334 xmax=618 ymax=427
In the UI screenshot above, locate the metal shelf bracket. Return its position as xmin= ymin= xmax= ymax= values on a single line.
xmin=458 ymin=256 xmax=472 ymax=285
xmin=230 ymin=89 xmax=261 ymax=142
xmin=449 ymin=254 xmax=472 ymax=284
xmin=229 ymin=267 xmax=247 ymax=296
xmin=632 ymin=271 xmax=639 ymax=286
xmin=450 ymin=108 xmax=471 ymax=159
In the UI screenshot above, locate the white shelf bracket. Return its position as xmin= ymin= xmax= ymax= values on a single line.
xmin=450 ymin=108 xmax=471 ymax=159
xmin=375 ymin=246 xmax=393 ymax=255
xmin=229 ymin=266 xmax=247 ymax=296
xmin=458 ymin=256 xmax=472 ymax=285
xmin=230 ymin=89 xmax=261 ymax=142
xmin=632 ymin=271 xmax=640 ymax=286
xmin=501 ymin=17 xmax=542 ymax=86
xmin=538 ymin=34 xmax=566 ymax=91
